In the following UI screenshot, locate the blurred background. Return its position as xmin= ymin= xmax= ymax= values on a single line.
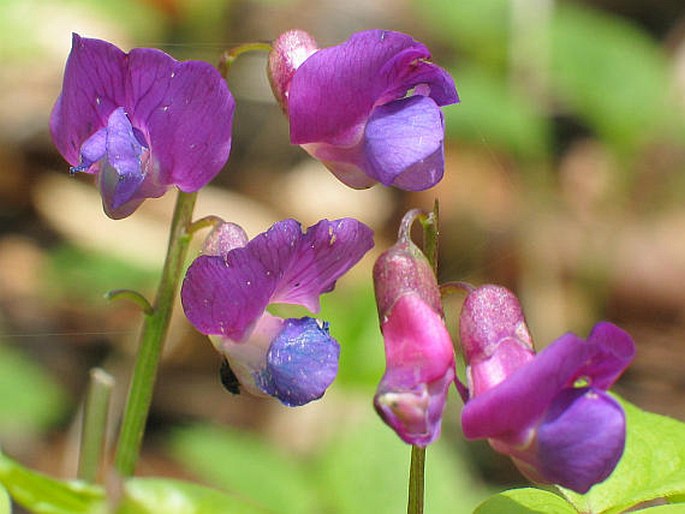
xmin=1 ymin=0 xmax=685 ymax=511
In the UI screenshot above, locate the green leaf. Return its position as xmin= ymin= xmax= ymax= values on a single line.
xmin=169 ymin=424 xmax=317 ymax=514
xmin=560 ymin=398 xmax=685 ymax=513
xmin=0 ymin=342 xmax=68 ymax=434
xmin=0 ymin=452 xmax=105 ymax=514
xmin=474 ymin=488 xmax=576 ymax=514
xmin=0 ymin=483 xmax=10 ymax=514
xmin=637 ymin=506 xmax=685 ymax=513
xmin=117 ymin=478 xmax=269 ymax=514
xmin=551 ymin=4 xmax=678 ymax=153
xmin=316 ymin=414 xmax=487 ymax=514
xmin=443 ymin=66 xmax=550 ymax=160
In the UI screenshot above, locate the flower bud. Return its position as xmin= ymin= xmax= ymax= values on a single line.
xmin=268 ymin=30 xmax=318 ymax=113
xmin=372 ymin=211 xmax=455 ymax=446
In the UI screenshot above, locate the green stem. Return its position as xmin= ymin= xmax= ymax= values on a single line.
xmin=407 ymin=446 xmax=426 ymax=514
xmin=407 ymin=201 xmax=440 ymax=514
xmin=218 ymin=41 xmax=272 ymax=78
xmin=114 ymin=190 xmax=197 ymax=476
xmin=78 ymin=368 xmax=114 ymax=483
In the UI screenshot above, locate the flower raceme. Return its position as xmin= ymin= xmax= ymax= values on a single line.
xmin=50 ymin=34 xmax=235 ymax=219
xmin=373 ymin=212 xmax=455 ymax=446
xmin=181 ymin=218 xmax=374 ymax=406
xmin=459 ymin=285 xmax=637 ymax=493
xmin=268 ymin=29 xmax=459 ymax=192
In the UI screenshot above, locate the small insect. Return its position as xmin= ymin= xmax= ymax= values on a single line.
xmin=219 ymin=358 xmax=241 ymax=395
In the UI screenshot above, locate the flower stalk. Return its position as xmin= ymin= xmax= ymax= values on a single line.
xmin=407 ymin=203 xmax=439 ymax=514
xmin=114 ymin=189 xmax=197 ymax=476
xmin=78 ymin=368 xmax=114 ymax=483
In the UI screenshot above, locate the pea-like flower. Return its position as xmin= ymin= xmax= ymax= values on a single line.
xmin=181 ymin=218 xmax=374 ymax=406
xmin=373 ymin=211 xmax=455 ymax=446
xmin=268 ymin=29 xmax=459 ymax=191
xmin=459 ymin=285 xmax=636 ymax=493
xmin=50 ymin=34 xmax=235 ymax=219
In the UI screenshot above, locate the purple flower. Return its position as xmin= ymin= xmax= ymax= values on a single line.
xmin=459 ymin=285 xmax=636 ymax=493
xmin=268 ymin=30 xmax=459 ymax=191
xmin=50 ymin=34 xmax=235 ymax=219
xmin=373 ymin=211 xmax=455 ymax=446
xmin=181 ymin=218 xmax=374 ymax=406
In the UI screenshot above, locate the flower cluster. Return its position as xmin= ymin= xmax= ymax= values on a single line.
xmin=49 ymin=28 xmax=638 ymax=497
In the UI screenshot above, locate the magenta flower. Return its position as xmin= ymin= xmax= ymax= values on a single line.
xmin=50 ymin=34 xmax=235 ymax=219
xmin=459 ymin=285 xmax=636 ymax=493
xmin=181 ymin=218 xmax=374 ymax=406
xmin=373 ymin=211 xmax=455 ymax=446
xmin=268 ymin=29 xmax=459 ymax=191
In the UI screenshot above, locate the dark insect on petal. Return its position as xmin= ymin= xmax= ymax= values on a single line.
xmin=219 ymin=358 xmax=241 ymax=395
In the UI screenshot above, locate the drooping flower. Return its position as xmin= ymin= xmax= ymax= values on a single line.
xmin=268 ymin=29 xmax=459 ymax=191
xmin=373 ymin=210 xmax=455 ymax=446
xmin=459 ymin=285 xmax=636 ymax=493
xmin=181 ymin=218 xmax=374 ymax=406
xmin=50 ymin=34 xmax=235 ymax=219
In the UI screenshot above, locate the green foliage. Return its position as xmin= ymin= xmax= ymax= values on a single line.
xmin=0 ymin=484 xmax=10 ymax=514
xmin=550 ymin=4 xmax=676 ymax=153
xmin=0 ymin=451 xmax=268 ymax=514
xmin=170 ymin=413 xmax=487 ymax=513
xmin=0 ymin=342 xmax=68 ymax=434
xmin=119 ymin=478 xmax=269 ymax=514
xmin=46 ymin=244 xmax=157 ymax=301
xmin=0 ymin=452 xmax=105 ymax=514
xmin=559 ymin=398 xmax=685 ymax=514
xmin=169 ymin=424 xmax=317 ymax=514
xmin=443 ymin=67 xmax=550 ymax=160
xmin=474 ymin=488 xmax=575 ymax=514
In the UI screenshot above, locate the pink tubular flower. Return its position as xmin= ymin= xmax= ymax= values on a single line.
xmin=373 ymin=210 xmax=455 ymax=446
xmin=268 ymin=29 xmax=459 ymax=191
xmin=459 ymin=285 xmax=636 ymax=493
xmin=50 ymin=34 xmax=235 ymax=219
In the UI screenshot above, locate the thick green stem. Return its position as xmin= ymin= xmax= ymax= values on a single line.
xmin=78 ymin=368 xmax=114 ymax=483
xmin=114 ymin=190 xmax=197 ymax=476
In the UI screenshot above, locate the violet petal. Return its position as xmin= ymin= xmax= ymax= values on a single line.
xmin=50 ymin=34 xmax=127 ymax=166
xmin=536 ymin=388 xmax=626 ymax=493
xmin=257 ymin=317 xmax=340 ymax=406
xmin=575 ymin=321 xmax=637 ymax=390
xmin=289 ymin=30 xmax=456 ymax=146
xmin=363 ymin=96 xmax=445 ymax=190
xmin=270 ymin=218 xmax=374 ymax=311
xmin=461 ymin=333 xmax=593 ymax=439
xmin=126 ymin=49 xmax=235 ymax=191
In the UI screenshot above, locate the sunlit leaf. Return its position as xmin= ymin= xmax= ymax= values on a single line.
xmin=0 ymin=452 xmax=105 ymax=514
xmin=474 ymin=488 xmax=576 ymax=514
xmin=118 ymin=478 xmax=269 ymax=514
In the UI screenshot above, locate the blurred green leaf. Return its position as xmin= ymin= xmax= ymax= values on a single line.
xmin=315 ymin=417 xmax=486 ymax=514
xmin=0 ymin=452 xmax=105 ymax=514
xmin=551 ymin=4 xmax=677 ymax=153
xmin=444 ymin=66 xmax=550 ymax=160
xmin=118 ymin=478 xmax=269 ymax=514
xmin=0 ymin=342 xmax=67 ymax=434
xmin=319 ymin=284 xmax=385 ymax=388
xmin=637 ymin=506 xmax=685 ymax=513
xmin=0 ymin=484 xmax=9 ymax=514
xmin=474 ymin=488 xmax=575 ymax=514
xmin=416 ymin=0 xmax=510 ymax=68
xmin=169 ymin=424 xmax=317 ymax=514
xmin=46 ymin=245 xmax=157 ymax=302
xmin=560 ymin=397 xmax=685 ymax=514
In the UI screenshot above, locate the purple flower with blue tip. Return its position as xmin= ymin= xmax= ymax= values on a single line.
xmin=459 ymin=285 xmax=636 ymax=493
xmin=181 ymin=218 xmax=374 ymax=406
xmin=268 ymin=29 xmax=459 ymax=191
xmin=50 ymin=34 xmax=235 ymax=219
